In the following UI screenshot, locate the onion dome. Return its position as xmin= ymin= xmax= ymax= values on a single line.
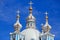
xmin=42 ymin=12 xmax=51 ymax=33
xmin=14 ymin=10 xmax=22 ymax=32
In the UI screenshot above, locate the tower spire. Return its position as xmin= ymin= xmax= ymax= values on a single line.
xmin=14 ymin=10 xmax=22 ymax=32
xmin=16 ymin=10 xmax=20 ymax=22
xmin=26 ymin=1 xmax=36 ymax=29
xmin=42 ymin=11 xmax=51 ymax=33
xmin=45 ymin=12 xmax=48 ymax=24
xmin=29 ymin=1 xmax=33 ymax=14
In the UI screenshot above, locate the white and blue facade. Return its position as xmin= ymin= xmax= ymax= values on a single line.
xmin=10 ymin=32 xmax=25 ymax=40
xmin=41 ymin=33 xmax=55 ymax=40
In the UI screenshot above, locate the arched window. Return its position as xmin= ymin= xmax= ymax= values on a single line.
xmin=30 ymin=23 xmax=32 ymax=26
xmin=13 ymin=38 xmax=15 ymax=40
xmin=39 ymin=37 xmax=41 ymax=40
xmin=31 ymin=38 xmax=34 ymax=40
xmin=23 ymin=37 xmax=25 ymax=40
xmin=19 ymin=39 xmax=21 ymax=40
xmin=13 ymin=34 xmax=16 ymax=40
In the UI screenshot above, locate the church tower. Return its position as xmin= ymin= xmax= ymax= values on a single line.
xmin=10 ymin=10 xmax=25 ymax=40
xmin=21 ymin=1 xmax=40 ymax=40
xmin=42 ymin=12 xmax=51 ymax=33
xmin=26 ymin=1 xmax=36 ymax=29
xmin=41 ymin=12 xmax=55 ymax=40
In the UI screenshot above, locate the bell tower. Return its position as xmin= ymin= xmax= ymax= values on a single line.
xmin=41 ymin=12 xmax=55 ymax=40
xmin=10 ymin=10 xmax=25 ymax=40
xmin=42 ymin=12 xmax=51 ymax=33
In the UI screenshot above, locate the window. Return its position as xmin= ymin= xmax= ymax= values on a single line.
xmin=39 ymin=37 xmax=41 ymax=40
xmin=13 ymin=34 xmax=16 ymax=40
xmin=30 ymin=23 xmax=32 ymax=26
xmin=23 ymin=37 xmax=25 ymax=40
xmin=31 ymin=39 xmax=34 ymax=40
xmin=19 ymin=39 xmax=21 ymax=40
xmin=50 ymin=39 xmax=52 ymax=40
xmin=13 ymin=38 xmax=15 ymax=40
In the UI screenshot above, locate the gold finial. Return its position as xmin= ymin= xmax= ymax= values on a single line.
xmin=45 ymin=11 xmax=48 ymax=24
xmin=29 ymin=1 xmax=33 ymax=14
xmin=45 ymin=11 xmax=48 ymax=18
xmin=16 ymin=10 xmax=20 ymax=20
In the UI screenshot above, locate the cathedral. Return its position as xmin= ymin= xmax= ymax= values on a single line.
xmin=10 ymin=1 xmax=55 ymax=40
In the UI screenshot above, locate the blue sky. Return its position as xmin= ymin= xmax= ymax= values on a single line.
xmin=0 ymin=0 xmax=60 ymax=40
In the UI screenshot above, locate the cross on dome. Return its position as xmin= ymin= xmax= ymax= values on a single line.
xmin=16 ymin=10 xmax=20 ymax=14
xmin=16 ymin=10 xmax=20 ymax=20
xmin=28 ymin=1 xmax=33 ymax=14
xmin=45 ymin=11 xmax=48 ymax=22
xmin=29 ymin=1 xmax=33 ymax=7
xmin=45 ymin=11 xmax=48 ymax=15
xmin=41 ymin=23 xmax=44 ymax=26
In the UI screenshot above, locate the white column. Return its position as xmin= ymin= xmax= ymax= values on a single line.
xmin=22 ymin=37 xmax=23 ymax=40
xmin=10 ymin=34 xmax=13 ymax=40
